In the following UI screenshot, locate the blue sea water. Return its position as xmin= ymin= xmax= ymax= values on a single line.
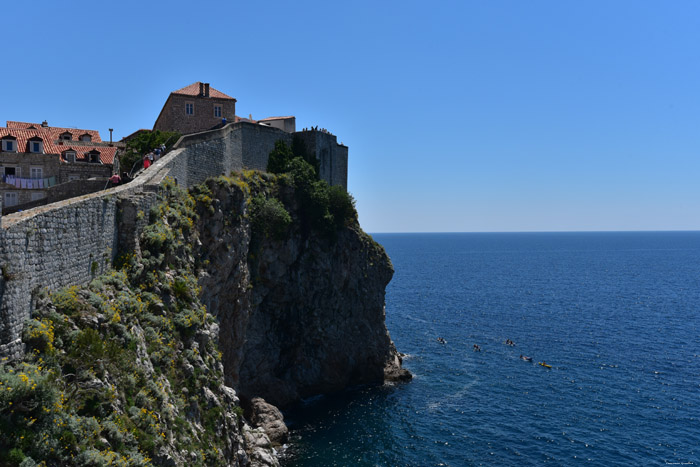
xmin=283 ymin=232 xmax=700 ymax=466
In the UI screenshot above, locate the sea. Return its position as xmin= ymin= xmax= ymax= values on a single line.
xmin=282 ymin=232 xmax=700 ymax=466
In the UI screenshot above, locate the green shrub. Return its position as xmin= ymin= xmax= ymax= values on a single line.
xmin=51 ymin=286 xmax=87 ymax=316
xmin=291 ymin=135 xmax=320 ymax=175
xmin=328 ymin=185 xmax=357 ymax=227
xmin=248 ymin=195 xmax=292 ymax=240
xmin=8 ymin=448 xmax=25 ymax=464
xmin=266 ymin=140 xmax=295 ymax=174
xmin=23 ymin=319 xmax=55 ymax=354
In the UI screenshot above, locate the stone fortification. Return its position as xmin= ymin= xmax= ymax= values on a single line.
xmin=293 ymin=130 xmax=348 ymax=189
xmin=0 ymin=163 xmax=165 ymax=358
xmin=0 ymin=120 xmax=349 ymax=359
xmin=172 ymin=121 xmax=348 ymax=189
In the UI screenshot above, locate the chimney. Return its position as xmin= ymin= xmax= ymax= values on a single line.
xmin=204 ymin=83 xmax=210 ymax=97
xmin=41 ymin=120 xmax=48 ymax=127
xmin=199 ymin=82 xmax=204 ymax=96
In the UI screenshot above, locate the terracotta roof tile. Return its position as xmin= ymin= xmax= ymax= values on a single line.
xmin=0 ymin=128 xmax=61 ymax=154
xmin=1 ymin=128 xmax=116 ymax=164
xmin=6 ymin=121 xmax=102 ymax=142
xmin=59 ymin=145 xmax=117 ymax=165
xmin=172 ymin=82 xmax=235 ymax=100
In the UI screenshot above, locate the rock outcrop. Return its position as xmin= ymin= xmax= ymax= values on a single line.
xmin=195 ymin=173 xmax=410 ymax=407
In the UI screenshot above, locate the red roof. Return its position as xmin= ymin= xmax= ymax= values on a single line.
xmin=59 ymin=145 xmax=117 ymax=165
xmin=0 ymin=128 xmax=116 ymax=164
xmin=0 ymin=128 xmax=62 ymax=154
xmin=6 ymin=121 xmax=39 ymax=129
xmin=172 ymin=82 xmax=235 ymax=100
xmin=6 ymin=121 xmax=102 ymax=142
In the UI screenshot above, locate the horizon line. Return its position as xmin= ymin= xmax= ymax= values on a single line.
xmin=368 ymin=229 xmax=700 ymax=235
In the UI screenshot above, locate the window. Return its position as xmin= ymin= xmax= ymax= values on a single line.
xmin=3 ymin=166 xmax=19 ymax=177
xmin=2 ymin=139 xmax=16 ymax=152
xmin=186 ymin=102 xmax=194 ymax=115
xmin=214 ymin=105 xmax=222 ymax=118
xmin=31 ymin=192 xmax=45 ymax=202
xmin=64 ymin=151 xmax=76 ymax=163
xmin=30 ymin=167 xmax=43 ymax=179
xmin=60 ymin=132 xmax=72 ymax=141
xmin=30 ymin=141 xmax=43 ymax=153
xmin=68 ymin=174 xmax=80 ymax=181
xmin=4 ymin=192 xmax=18 ymax=207
xmin=89 ymin=151 xmax=101 ymax=163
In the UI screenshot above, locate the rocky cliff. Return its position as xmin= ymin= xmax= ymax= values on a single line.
xmin=0 ymin=169 xmax=409 ymax=466
xmin=195 ymin=173 xmax=410 ymax=408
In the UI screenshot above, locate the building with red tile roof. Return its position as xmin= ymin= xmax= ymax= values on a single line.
xmin=7 ymin=121 xmax=102 ymax=143
xmin=153 ymin=82 xmax=237 ymax=135
xmin=171 ymin=82 xmax=235 ymax=100
xmin=1 ymin=121 xmax=117 ymax=208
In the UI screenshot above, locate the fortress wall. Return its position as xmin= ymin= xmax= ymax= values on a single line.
xmin=332 ymin=145 xmax=349 ymax=189
xmin=0 ymin=150 xmax=181 ymax=359
xmin=293 ymin=130 xmax=348 ymax=190
xmin=240 ymin=123 xmax=292 ymax=170
xmin=0 ymin=122 xmax=348 ymax=359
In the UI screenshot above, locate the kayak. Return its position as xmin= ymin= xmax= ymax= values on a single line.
xmin=539 ymin=362 xmax=552 ymax=369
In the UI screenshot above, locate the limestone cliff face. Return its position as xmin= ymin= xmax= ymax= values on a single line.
xmin=195 ymin=175 xmax=409 ymax=408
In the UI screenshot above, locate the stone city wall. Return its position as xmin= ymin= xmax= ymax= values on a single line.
xmin=0 ymin=157 xmax=172 ymax=359
xmin=0 ymin=121 xmax=349 ymax=359
xmin=293 ymin=130 xmax=348 ymax=189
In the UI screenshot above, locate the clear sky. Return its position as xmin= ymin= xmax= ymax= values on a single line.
xmin=3 ymin=1 xmax=700 ymax=232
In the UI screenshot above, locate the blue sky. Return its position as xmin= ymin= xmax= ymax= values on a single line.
xmin=3 ymin=1 xmax=700 ymax=232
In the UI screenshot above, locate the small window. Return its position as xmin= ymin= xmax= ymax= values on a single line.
xmin=214 ymin=105 xmax=222 ymax=118
xmin=2 ymin=140 xmax=16 ymax=152
xmin=89 ymin=151 xmax=101 ymax=163
xmin=68 ymin=174 xmax=80 ymax=181
xmin=31 ymin=192 xmax=45 ymax=202
xmin=4 ymin=192 xmax=18 ymax=207
xmin=80 ymin=134 xmax=92 ymax=142
xmin=186 ymin=102 xmax=194 ymax=115
xmin=60 ymin=132 xmax=72 ymax=141
xmin=30 ymin=141 xmax=43 ymax=153
xmin=64 ymin=151 xmax=76 ymax=163
xmin=3 ymin=166 xmax=19 ymax=177
xmin=30 ymin=167 xmax=43 ymax=179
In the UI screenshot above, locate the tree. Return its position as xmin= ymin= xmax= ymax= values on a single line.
xmin=120 ymin=130 xmax=180 ymax=175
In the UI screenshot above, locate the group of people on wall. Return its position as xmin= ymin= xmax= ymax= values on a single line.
xmin=143 ymin=144 xmax=166 ymax=169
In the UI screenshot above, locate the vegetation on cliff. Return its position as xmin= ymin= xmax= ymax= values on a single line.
xmin=0 ymin=154 xmax=363 ymax=466
xmin=0 ymin=180 xmax=241 ymax=466
xmin=265 ymin=139 xmax=356 ymax=237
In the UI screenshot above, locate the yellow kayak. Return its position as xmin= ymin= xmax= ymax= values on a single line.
xmin=538 ymin=362 xmax=552 ymax=369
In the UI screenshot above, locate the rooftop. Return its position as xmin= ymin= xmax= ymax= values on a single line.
xmin=172 ymin=82 xmax=236 ymax=100
xmin=1 ymin=126 xmax=116 ymax=164
xmin=7 ymin=121 xmax=102 ymax=142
